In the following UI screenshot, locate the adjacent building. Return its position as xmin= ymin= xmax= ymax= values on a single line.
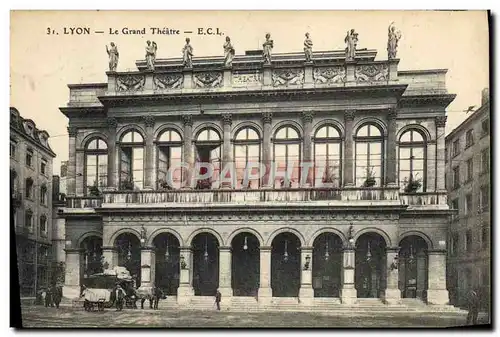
xmin=445 ymin=88 xmax=490 ymax=309
xmin=10 ymin=107 xmax=56 ymax=296
xmin=59 ymin=42 xmax=455 ymax=308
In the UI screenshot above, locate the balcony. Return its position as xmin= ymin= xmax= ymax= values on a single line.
xmin=399 ymin=192 xmax=449 ymax=210
xmin=66 ymin=197 xmax=103 ymax=209
xmin=12 ymin=191 xmax=22 ymax=208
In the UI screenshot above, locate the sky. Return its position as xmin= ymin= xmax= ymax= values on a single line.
xmin=10 ymin=10 xmax=489 ymax=175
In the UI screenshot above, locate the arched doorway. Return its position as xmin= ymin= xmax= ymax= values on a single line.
xmin=80 ymin=236 xmax=103 ymax=278
xmin=114 ymin=233 xmax=141 ymax=287
xmin=355 ymin=232 xmax=386 ymax=298
xmin=192 ymin=233 xmax=219 ymax=296
xmin=231 ymin=233 xmax=260 ymax=296
xmin=312 ymin=233 xmax=343 ymax=297
xmin=398 ymin=235 xmax=428 ymax=300
xmin=153 ymin=233 xmax=180 ymax=296
xmin=271 ymin=232 xmax=301 ymax=297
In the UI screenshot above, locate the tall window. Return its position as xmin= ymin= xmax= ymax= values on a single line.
xmin=25 ymin=178 xmax=33 ymax=199
xmin=195 ymin=128 xmax=221 ymax=189
xmin=399 ymin=129 xmax=426 ymax=192
xmin=465 ymin=158 xmax=473 ymax=182
xmin=85 ymin=138 xmax=108 ymax=194
xmin=480 ymin=185 xmax=490 ymax=211
xmin=465 ymin=193 xmax=472 ymax=216
xmin=481 ymin=148 xmax=490 ymax=174
xmin=40 ymin=215 xmax=47 ymax=234
xmin=40 ymin=184 xmax=47 ymax=205
xmin=26 ymin=148 xmax=33 ymax=167
xmin=157 ymin=129 xmax=183 ymax=189
xmin=10 ymin=139 xmax=17 ymax=159
xmin=465 ymin=230 xmax=472 ymax=253
xmin=355 ymin=123 xmax=383 ymax=187
xmin=452 ymin=139 xmax=460 ymax=157
xmin=465 ymin=129 xmax=474 ymax=148
xmin=41 ymin=159 xmax=47 ymax=175
xmin=119 ymin=131 xmax=144 ymax=190
xmin=273 ymin=126 xmax=301 ymax=188
xmin=451 ymin=198 xmax=459 ymax=221
xmin=452 ymin=166 xmax=460 ymax=189
xmin=481 ymin=225 xmax=489 ymax=250
xmin=234 ymin=127 xmax=261 ymax=189
xmin=314 ymin=125 xmax=342 ymax=187
xmin=481 ymin=118 xmax=490 ymax=137
xmin=451 ymin=233 xmax=459 ymax=256
xmin=25 ymin=209 xmax=32 ymax=229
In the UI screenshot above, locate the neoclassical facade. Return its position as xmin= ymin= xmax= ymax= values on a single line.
xmin=60 ymin=46 xmax=455 ymax=307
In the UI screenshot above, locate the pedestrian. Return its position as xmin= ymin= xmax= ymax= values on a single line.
xmin=52 ymin=284 xmax=62 ymax=309
xmin=466 ymin=288 xmax=480 ymax=325
xmin=215 ymin=289 xmax=222 ymax=311
xmin=44 ymin=287 xmax=53 ymax=308
xmin=115 ymin=284 xmax=127 ymax=311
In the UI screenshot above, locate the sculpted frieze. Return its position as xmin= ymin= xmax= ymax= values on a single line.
xmin=116 ymin=74 xmax=145 ymax=92
xmin=313 ymin=66 xmax=346 ymax=84
xmin=272 ymin=68 xmax=304 ymax=87
xmin=355 ymin=64 xmax=389 ymax=83
xmin=153 ymin=74 xmax=183 ymax=90
xmin=194 ymin=72 xmax=223 ymax=88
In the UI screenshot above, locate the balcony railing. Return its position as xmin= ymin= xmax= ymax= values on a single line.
xmin=399 ymin=192 xmax=448 ymax=208
xmin=66 ymin=197 xmax=103 ymax=209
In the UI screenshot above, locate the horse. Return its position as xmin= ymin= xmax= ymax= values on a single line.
xmin=133 ymin=286 xmax=166 ymax=309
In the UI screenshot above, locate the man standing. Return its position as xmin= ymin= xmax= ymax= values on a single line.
xmin=215 ymin=289 xmax=222 ymax=311
xmin=115 ymin=284 xmax=127 ymax=311
xmin=466 ymin=288 xmax=480 ymax=325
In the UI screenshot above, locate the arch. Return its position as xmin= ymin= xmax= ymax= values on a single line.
xmin=147 ymin=227 xmax=184 ymax=247
xmin=234 ymin=126 xmax=261 ymax=141
xmin=307 ymin=227 xmax=347 ymax=247
xmin=231 ymin=121 xmax=263 ymax=139
xmin=193 ymin=122 xmax=223 ymax=141
xmin=398 ymin=231 xmax=434 ymax=250
xmin=81 ymin=132 xmax=109 ymax=149
xmin=396 ymin=124 xmax=432 ymax=143
xmin=266 ymin=227 xmax=306 ymax=247
xmin=186 ymin=228 xmax=224 ymax=247
xmin=107 ymin=228 xmax=141 ymax=246
xmin=116 ymin=124 xmax=146 ymax=142
xmin=312 ymin=119 xmax=345 ymax=139
xmin=77 ymin=231 xmax=103 ymax=247
xmin=154 ymin=124 xmax=184 ymax=142
xmin=353 ymin=227 xmax=391 ymax=247
xmin=353 ymin=118 xmax=388 ymax=137
xmin=272 ymin=120 xmax=303 ymax=139
xmin=226 ymin=228 xmax=265 ymax=247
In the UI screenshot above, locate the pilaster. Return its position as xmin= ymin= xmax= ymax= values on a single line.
xmin=143 ymin=115 xmax=155 ymax=189
xmin=177 ymin=246 xmax=194 ymax=304
xmin=299 ymin=247 xmax=314 ymax=305
xmin=343 ymin=110 xmax=355 ymax=187
xmin=263 ymin=65 xmax=272 ymax=86
xmin=258 ymin=246 xmax=272 ymax=303
xmin=261 ymin=112 xmax=273 ymax=188
xmin=218 ymin=247 xmax=232 ymax=300
xmin=435 ymin=116 xmax=447 ymax=192
xmin=340 ymin=246 xmax=357 ymax=304
xmin=63 ymin=248 xmax=83 ymax=299
xmin=101 ymin=246 xmax=118 ymax=269
xmin=106 ymin=117 xmax=118 ymax=190
xmin=384 ymin=247 xmax=401 ymax=304
xmin=301 ymin=112 xmax=314 ymax=187
xmin=221 ymin=114 xmax=233 ymax=189
xmin=139 ymin=247 xmax=155 ymax=289
xmin=427 ymin=250 xmax=449 ymax=305
xmin=181 ymin=115 xmax=194 ymax=189
xmin=386 ymin=108 xmax=398 ymax=186
xmin=183 ymin=69 xmax=193 ymax=89
xmin=66 ymin=127 xmax=77 ymax=196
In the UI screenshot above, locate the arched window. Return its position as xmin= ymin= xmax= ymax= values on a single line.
xmin=40 ymin=215 xmax=47 ymax=233
xmin=234 ymin=127 xmax=261 ymax=189
xmin=40 ymin=184 xmax=47 ymax=205
xmin=273 ymin=126 xmax=301 ymax=188
xmin=194 ymin=127 xmax=222 ymax=189
xmin=157 ymin=129 xmax=183 ymax=189
xmin=314 ymin=125 xmax=342 ymax=187
xmin=25 ymin=209 xmax=33 ymax=229
xmin=25 ymin=177 xmax=33 ymax=199
xmin=355 ymin=123 xmax=384 ymax=187
xmin=85 ymin=138 xmax=108 ymax=195
xmin=399 ymin=129 xmax=426 ymax=192
xmin=119 ymin=130 xmax=144 ymax=190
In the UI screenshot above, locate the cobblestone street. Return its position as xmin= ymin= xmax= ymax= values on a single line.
xmin=19 ymin=305 xmax=488 ymax=328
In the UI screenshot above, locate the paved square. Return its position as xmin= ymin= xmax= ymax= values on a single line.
xmin=20 ymin=305 xmax=488 ymax=328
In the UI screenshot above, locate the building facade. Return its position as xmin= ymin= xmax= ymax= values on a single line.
xmin=60 ymin=45 xmax=455 ymax=307
xmin=10 ymin=107 xmax=56 ymax=296
xmin=445 ymin=88 xmax=490 ymax=309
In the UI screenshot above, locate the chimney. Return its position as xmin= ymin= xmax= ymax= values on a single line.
xmin=481 ymin=88 xmax=490 ymax=106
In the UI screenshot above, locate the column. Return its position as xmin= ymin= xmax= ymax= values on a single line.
xmin=221 ymin=114 xmax=233 ymax=189
xmin=143 ymin=115 xmax=155 ymax=190
xmin=75 ymin=149 xmax=85 ymax=195
xmin=261 ymin=112 xmax=273 ymax=188
xmin=106 ymin=117 xmax=118 ymax=190
xmin=435 ymin=116 xmax=447 ymax=192
xmin=386 ymin=108 xmax=398 ymax=186
xmin=62 ymin=248 xmax=83 ymax=299
xmin=182 ymin=115 xmax=194 ymax=189
xmin=427 ymin=250 xmax=449 ymax=305
xmin=340 ymin=246 xmax=357 ymax=304
xmin=139 ymin=247 xmax=155 ymax=290
xmin=258 ymin=246 xmax=272 ymax=303
xmin=177 ymin=246 xmax=194 ymax=304
xmin=343 ymin=110 xmax=355 ymax=187
xmin=218 ymin=247 xmax=232 ymax=301
xmin=67 ymin=127 xmax=77 ymax=196
xmin=101 ymin=246 xmax=118 ymax=269
xmin=299 ymin=247 xmax=314 ymax=305
xmin=301 ymin=112 xmax=314 ymax=187
xmin=384 ymin=247 xmax=401 ymax=304
xmin=416 ymin=252 xmax=427 ymax=299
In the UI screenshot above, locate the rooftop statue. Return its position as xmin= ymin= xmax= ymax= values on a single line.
xmin=223 ymin=36 xmax=235 ymax=67
xmin=182 ymin=38 xmax=193 ymax=68
xmin=145 ymin=40 xmax=157 ymax=71
xmin=387 ymin=22 xmax=402 ymax=59
xmin=106 ymin=42 xmax=119 ymax=72
xmin=262 ymin=33 xmax=274 ymax=65
xmin=344 ymin=29 xmax=358 ymax=61
xmin=304 ymin=33 xmax=313 ymax=62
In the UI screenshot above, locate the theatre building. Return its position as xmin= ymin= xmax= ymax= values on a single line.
xmin=60 ymin=45 xmax=455 ymax=308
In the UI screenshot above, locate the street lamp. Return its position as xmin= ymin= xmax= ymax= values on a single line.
xmin=283 ymin=240 xmax=289 ymax=262
xmin=243 ymin=236 xmax=248 ymax=251
xmin=203 ymin=237 xmax=209 ymax=262
xmin=127 ymin=242 xmax=132 ymax=261
xmin=165 ymin=239 xmax=170 ymax=262
xmin=324 ymin=241 xmax=330 ymax=261
xmin=408 ymin=245 xmax=415 ymax=264
xmin=366 ymin=242 xmax=372 ymax=262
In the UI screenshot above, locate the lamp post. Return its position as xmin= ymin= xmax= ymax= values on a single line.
xmin=165 ymin=239 xmax=170 ymax=263
xmin=283 ymin=240 xmax=289 ymax=262
xmin=324 ymin=240 xmax=330 ymax=261
xmin=243 ymin=236 xmax=248 ymax=251
xmin=203 ymin=237 xmax=209 ymax=262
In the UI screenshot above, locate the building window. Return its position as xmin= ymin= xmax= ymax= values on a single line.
xmin=119 ymin=131 xmax=144 ymax=190
xmin=24 ymin=209 xmax=33 ymax=229
xmin=465 ymin=230 xmax=472 ymax=253
xmin=314 ymin=125 xmax=342 ymax=187
xmin=452 ymin=166 xmax=460 ymax=189
xmin=481 ymin=148 xmax=490 ymax=174
xmin=41 ymin=159 xmax=47 ymax=175
xmin=444 ymin=173 xmax=448 ymax=190
xmin=481 ymin=225 xmax=489 ymax=250
xmin=234 ymin=127 xmax=261 ymax=189
xmin=445 ymin=147 xmax=448 ymax=163
xmin=10 ymin=140 xmax=17 ymax=159
xmin=40 ymin=215 xmax=47 ymax=233
xmin=480 ymin=185 xmax=490 ymax=211
xmin=399 ymin=129 xmax=426 ymax=192
xmin=157 ymin=129 xmax=183 ymax=189
xmin=481 ymin=118 xmax=490 ymax=137
xmin=466 ymin=158 xmax=473 ymax=182
xmin=452 ymin=139 xmax=460 ymax=157
xmin=451 ymin=198 xmax=459 ymax=221
xmin=195 ymin=127 xmax=222 ymax=189
xmin=465 ymin=129 xmax=474 ymax=148
xmin=25 ymin=178 xmax=33 ymax=199
xmin=10 ymin=169 xmax=18 ymax=193
xmin=85 ymin=138 xmax=108 ymax=194
xmin=40 ymin=184 xmax=47 ymax=205
xmin=355 ymin=123 xmax=383 ymax=187
xmin=451 ymin=233 xmax=459 ymax=256
xmin=273 ymin=126 xmax=301 ymax=188
xmin=26 ymin=148 xmax=33 ymax=167
xmin=465 ymin=193 xmax=472 ymax=216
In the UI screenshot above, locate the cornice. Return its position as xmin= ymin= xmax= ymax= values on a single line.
xmin=398 ymin=94 xmax=456 ymax=108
